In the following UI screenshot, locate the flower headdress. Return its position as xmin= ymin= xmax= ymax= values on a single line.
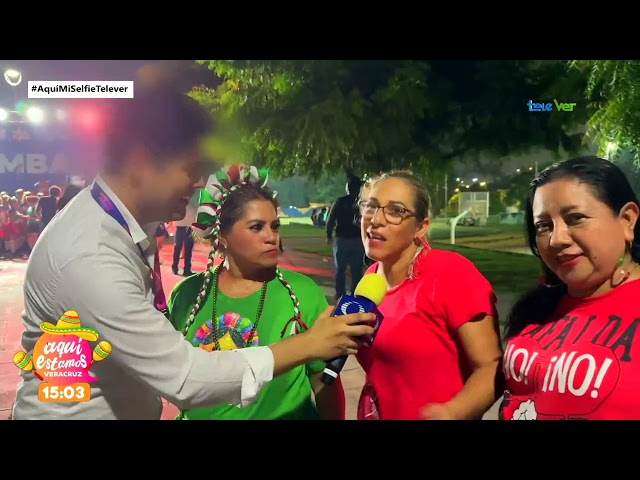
xmin=181 ymin=164 xmax=307 ymax=338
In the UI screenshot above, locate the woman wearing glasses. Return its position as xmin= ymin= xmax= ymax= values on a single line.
xmin=355 ymin=171 xmax=503 ymax=420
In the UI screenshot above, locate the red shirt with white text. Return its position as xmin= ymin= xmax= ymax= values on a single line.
xmin=501 ymin=279 xmax=640 ymax=420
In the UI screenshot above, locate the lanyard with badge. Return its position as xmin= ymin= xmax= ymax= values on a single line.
xmin=90 ymin=182 xmax=170 ymax=319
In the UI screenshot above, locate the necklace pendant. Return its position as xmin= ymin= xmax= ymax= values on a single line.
xmin=217 ymin=332 xmax=240 ymax=351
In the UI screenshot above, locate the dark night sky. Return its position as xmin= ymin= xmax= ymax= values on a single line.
xmin=0 ymin=60 xmax=217 ymax=108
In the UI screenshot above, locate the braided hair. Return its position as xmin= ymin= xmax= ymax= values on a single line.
xmin=182 ymin=165 xmax=308 ymax=338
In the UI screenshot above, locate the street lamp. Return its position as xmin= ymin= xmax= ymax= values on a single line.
xmin=4 ymin=68 xmax=22 ymax=105
xmin=4 ymin=68 xmax=21 ymax=86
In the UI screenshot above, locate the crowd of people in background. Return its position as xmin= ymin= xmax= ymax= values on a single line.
xmin=0 ymin=180 xmax=83 ymax=259
xmin=0 ymin=178 xmax=196 ymax=273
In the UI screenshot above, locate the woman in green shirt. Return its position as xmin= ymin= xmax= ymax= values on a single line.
xmin=168 ymin=165 xmax=345 ymax=420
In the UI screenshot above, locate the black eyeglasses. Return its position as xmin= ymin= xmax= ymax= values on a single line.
xmin=358 ymin=201 xmax=416 ymax=225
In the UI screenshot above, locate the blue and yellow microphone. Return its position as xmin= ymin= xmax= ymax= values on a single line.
xmin=321 ymin=273 xmax=388 ymax=385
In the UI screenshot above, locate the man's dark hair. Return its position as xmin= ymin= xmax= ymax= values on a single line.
xmin=49 ymin=185 xmax=62 ymax=197
xmin=347 ymin=176 xmax=362 ymax=196
xmin=104 ymin=84 xmax=213 ymax=170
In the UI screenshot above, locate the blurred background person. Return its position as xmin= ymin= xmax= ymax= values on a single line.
xmin=326 ymin=176 xmax=365 ymax=301
xmin=172 ymin=192 xmax=197 ymax=276
xmin=24 ymin=195 xmax=42 ymax=253
xmin=56 ymin=183 xmax=83 ymax=213
xmin=36 ymin=185 xmax=61 ymax=229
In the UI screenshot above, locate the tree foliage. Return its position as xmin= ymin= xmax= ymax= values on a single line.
xmin=570 ymin=60 xmax=640 ymax=163
xmin=270 ymin=172 xmax=349 ymax=207
xmin=192 ymin=60 xmax=589 ymax=179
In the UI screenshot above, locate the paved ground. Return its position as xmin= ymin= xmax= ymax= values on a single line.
xmin=0 ymin=241 xmax=515 ymax=420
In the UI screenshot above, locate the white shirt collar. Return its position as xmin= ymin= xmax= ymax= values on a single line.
xmin=94 ymin=175 xmax=154 ymax=250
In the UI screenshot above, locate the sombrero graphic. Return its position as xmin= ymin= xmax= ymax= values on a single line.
xmin=40 ymin=310 xmax=99 ymax=342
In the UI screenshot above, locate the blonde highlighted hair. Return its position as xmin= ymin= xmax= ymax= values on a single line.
xmin=360 ymin=170 xmax=432 ymax=222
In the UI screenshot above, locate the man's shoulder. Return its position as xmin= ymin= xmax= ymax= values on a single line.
xmin=32 ymin=188 xmax=138 ymax=270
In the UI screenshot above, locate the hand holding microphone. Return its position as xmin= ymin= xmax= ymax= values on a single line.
xmin=321 ymin=273 xmax=388 ymax=385
xmin=302 ymin=307 xmax=376 ymax=362
xmin=270 ymin=305 xmax=376 ymax=379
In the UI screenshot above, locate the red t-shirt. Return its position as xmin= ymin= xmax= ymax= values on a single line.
xmin=500 ymin=278 xmax=640 ymax=420
xmin=357 ymin=248 xmax=497 ymax=420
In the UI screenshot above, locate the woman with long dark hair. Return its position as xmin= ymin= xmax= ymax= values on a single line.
xmin=502 ymin=156 xmax=640 ymax=420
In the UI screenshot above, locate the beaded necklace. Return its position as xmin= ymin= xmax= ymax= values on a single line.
xmin=181 ymin=254 xmax=308 ymax=341
xmin=208 ymin=266 xmax=267 ymax=350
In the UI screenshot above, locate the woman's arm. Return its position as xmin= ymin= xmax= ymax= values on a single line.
xmin=423 ymin=252 xmax=504 ymax=420
xmin=423 ymin=313 xmax=503 ymax=420
xmin=310 ymin=372 xmax=346 ymax=420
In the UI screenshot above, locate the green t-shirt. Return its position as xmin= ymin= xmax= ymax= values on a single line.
xmin=168 ymin=267 xmax=329 ymax=420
